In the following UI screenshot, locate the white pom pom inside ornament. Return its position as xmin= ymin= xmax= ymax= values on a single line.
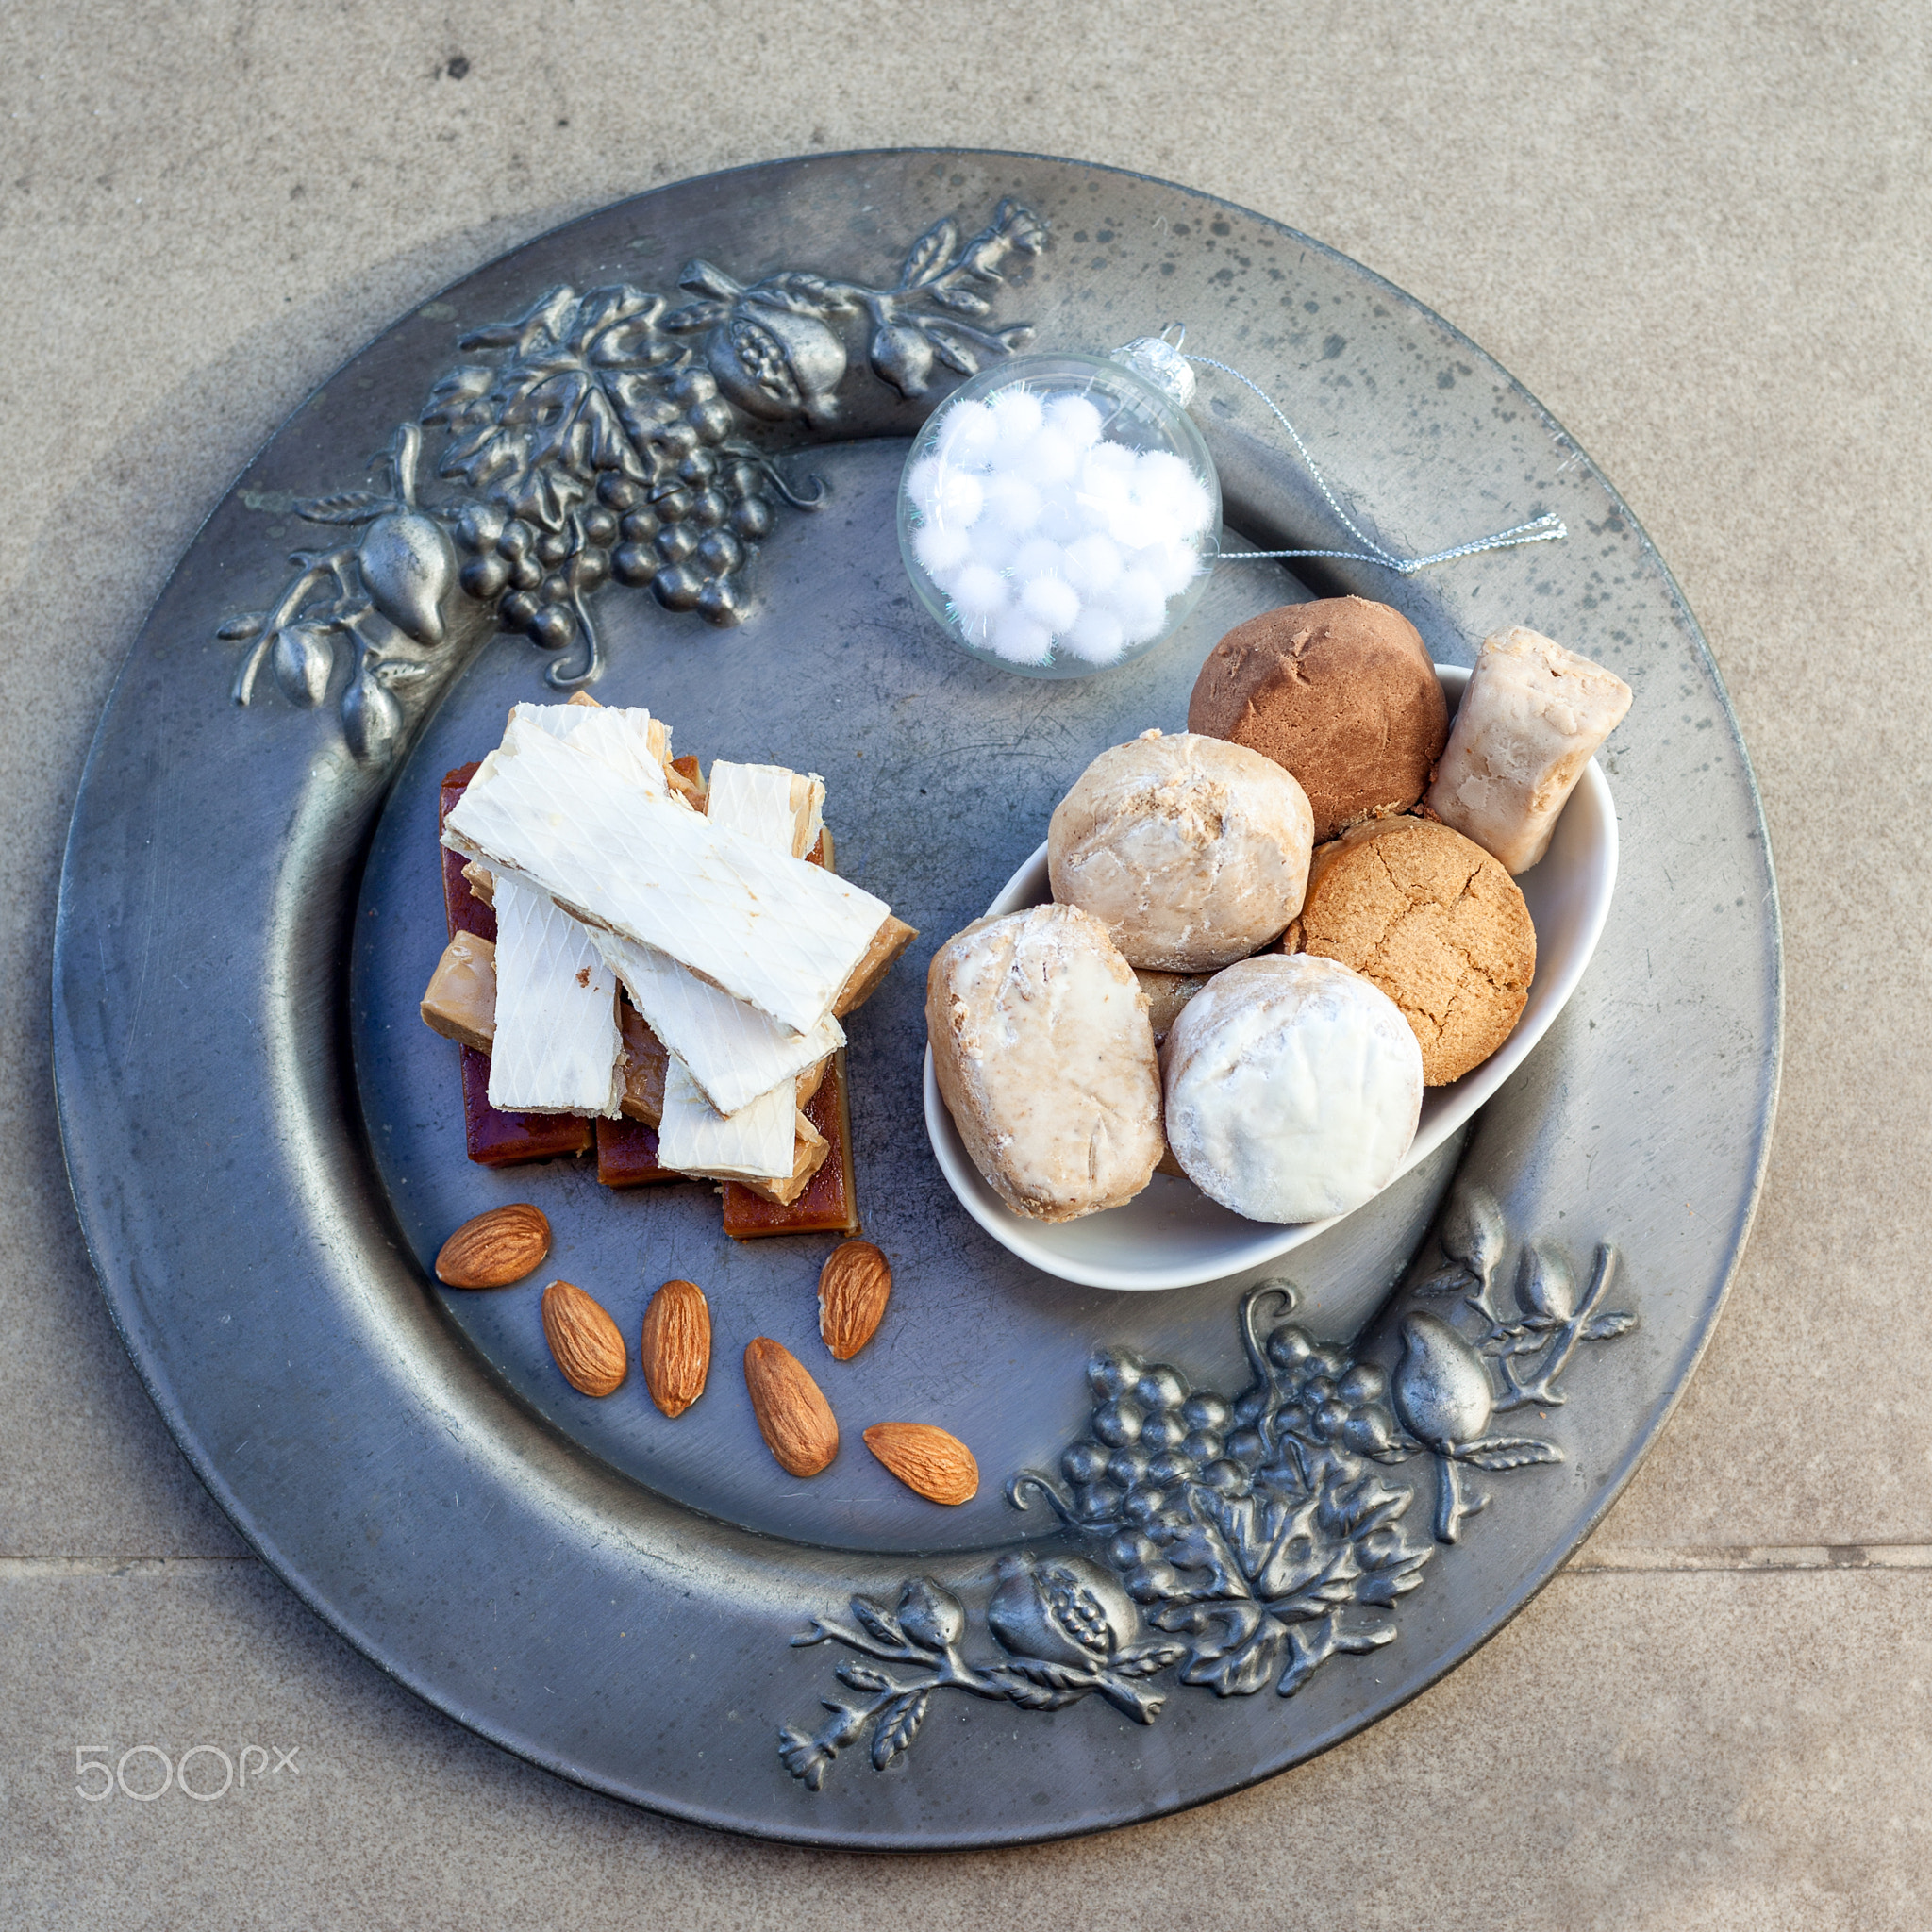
xmin=911 ymin=522 xmax=972 ymax=578
xmin=1020 ymin=575 xmax=1081 ymax=632
xmin=1044 ymin=393 xmax=1105 ymax=446
xmin=897 ymin=351 xmax=1222 ymax=678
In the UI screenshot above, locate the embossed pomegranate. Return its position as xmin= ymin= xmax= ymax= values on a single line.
xmin=1441 ymin=1180 xmax=1507 ymax=1283
xmin=271 ymin=622 xmax=334 ymax=708
xmin=1517 ymin=1243 xmax=1577 ymax=1324
xmin=869 ymin=323 xmax=935 ymax=398
xmin=341 ymin=670 xmax=403 ymax=765
xmin=987 ymin=1551 xmax=1136 ymax=1667
xmin=705 ymin=305 xmax=848 ymax=426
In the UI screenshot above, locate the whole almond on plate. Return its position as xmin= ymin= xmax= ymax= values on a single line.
xmin=641 ymin=1279 xmax=710 ymax=1418
xmin=541 ymin=1280 xmax=626 ymax=1397
xmin=434 ymin=1203 xmax=550 ymax=1289
xmin=818 ymin=1241 xmax=891 ymax=1360
xmin=863 ymin=1424 xmax=979 ymax=1506
xmin=742 ymin=1338 xmax=839 ymax=1476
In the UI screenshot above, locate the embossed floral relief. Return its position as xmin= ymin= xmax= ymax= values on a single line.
xmin=220 ymin=200 xmax=1046 ymax=760
xmin=781 ymin=1178 xmax=1635 ymax=1788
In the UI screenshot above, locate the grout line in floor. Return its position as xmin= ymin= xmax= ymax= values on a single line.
xmin=0 ymin=1557 xmax=264 ymax=1577
xmin=3 ymin=1547 xmax=1932 ymax=1581
xmin=1566 ymin=1544 xmax=1932 ymax=1573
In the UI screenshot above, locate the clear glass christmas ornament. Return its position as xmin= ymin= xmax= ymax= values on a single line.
xmin=897 ymin=350 xmax=1221 ymax=678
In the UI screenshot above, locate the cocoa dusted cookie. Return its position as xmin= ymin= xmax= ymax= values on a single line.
xmin=1188 ymin=596 xmax=1449 ymax=841
xmin=1284 ymin=815 xmax=1535 ymax=1085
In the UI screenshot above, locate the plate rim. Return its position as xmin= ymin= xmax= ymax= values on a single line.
xmin=52 ymin=145 xmax=1784 ymax=1849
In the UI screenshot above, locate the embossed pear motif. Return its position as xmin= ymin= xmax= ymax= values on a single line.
xmin=221 ymin=199 xmax=1047 ymax=760
xmin=780 ymin=1177 xmax=1638 ymax=1789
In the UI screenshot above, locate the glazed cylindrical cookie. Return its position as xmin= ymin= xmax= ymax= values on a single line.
xmin=1285 ymin=815 xmax=1536 ymax=1085
xmin=926 ymin=904 xmax=1162 ymax=1223
xmin=1425 ymin=625 xmax=1633 ymax=874
xmin=1047 ymin=730 xmax=1314 ymax=971
xmin=1162 ymin=955 xmax=1423 ymax=1224
xmin=1187 ymin=597 xmax=1448 ymax=841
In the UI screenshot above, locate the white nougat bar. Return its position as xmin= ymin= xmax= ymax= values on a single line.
xmin=475 ymin=700 xmax=671 ymax=1118
xmin=706 ymin=760 xmax=824 ymax=860
xmin=520 ymin=719 xmax=847 ymax=1116
xmin=442 ymin=715 xmax=890 ymax=1035
xmin=487 ymin=874 xmax=625 ymax=1116
xmin=654 ymin=755 xmax=844 ymax=1179
xmin=511 ymin=700 xmax=676 ymax=799
xmin=655 ymin=1058 xmax=799 ymax=1182
xmin=590 ymin=927 xmax=844 ymax=1119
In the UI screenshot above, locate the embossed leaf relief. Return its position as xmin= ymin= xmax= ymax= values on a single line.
xmin=221 ymin=198 xmax=1047 ymax=760
xmin=780 ymin=1180 xmax=1635 ymax=1789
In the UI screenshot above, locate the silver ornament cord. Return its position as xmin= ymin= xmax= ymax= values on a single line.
xmin=1181 ymin=348 xmax=1567 ymax=575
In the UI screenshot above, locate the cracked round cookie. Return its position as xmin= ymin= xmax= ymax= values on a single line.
xmin=1187 ymin=596 xmax=1449 ymax=841
xmin=1162 ymin=954 xmax=1423 ymax=1224
xmin=926 ymin=903 xmax=1162 ymax=1223
xmin=1048 ymin=730 xmax=1314 ymax=971
xmin=1283 ymin=814 xmax=1536 ymax=1085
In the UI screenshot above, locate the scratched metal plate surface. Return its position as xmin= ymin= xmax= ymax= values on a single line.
xmin=54 ymin=151 xmax=1779 ymax=1847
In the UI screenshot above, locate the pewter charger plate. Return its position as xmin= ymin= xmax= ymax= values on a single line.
xmin=53 ymin=152 xmax=1780 ymax=1848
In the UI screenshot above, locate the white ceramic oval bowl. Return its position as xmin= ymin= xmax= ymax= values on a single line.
xmin=922 ymin=665 xmax=1619 ymax=1291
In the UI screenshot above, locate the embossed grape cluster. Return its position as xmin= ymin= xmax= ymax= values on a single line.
xmin=1054 ymin=1328 xmax=1404 ymax=1607
xmin=1054 ymin=1349 xmax=1237 ymax=1606
xmin=449 ymin=367 xmax=774 ymax=647
xmin=1239 ymin=1324 xmax=1403 ymax=1469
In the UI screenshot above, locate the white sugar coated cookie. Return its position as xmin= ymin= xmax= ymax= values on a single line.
xmin=1048 ymin=731 xmax=1314 ymax=971
xmin=1163 ymin=954 xmax=1422 ymax=1224
xmin=926 ymin=903 xmax=1162 ymax=1223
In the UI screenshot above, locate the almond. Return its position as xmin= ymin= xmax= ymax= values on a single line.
xmin=817 ymin=1241 xmax=891 ymax=1360
xmin=435 ymin=1203 xmax=550 ymax=1289
xmin=863 ymin=1424 xmax=979 ymax=1506
xmin=641 ymin=1279 xmax=710 ymax=1418
xmin=541 ymin=1280 xmax=627 ymax=1397
xmin=742 ymin=1338 xmax=839 ymax=1476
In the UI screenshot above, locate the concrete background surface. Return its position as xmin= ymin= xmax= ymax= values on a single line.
xmin=3 ymin=2 xmax=1926 ymax=1924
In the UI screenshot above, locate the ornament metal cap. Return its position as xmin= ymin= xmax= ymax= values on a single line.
xmin=1110 ymin=325 xmax=1195 ymax=408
